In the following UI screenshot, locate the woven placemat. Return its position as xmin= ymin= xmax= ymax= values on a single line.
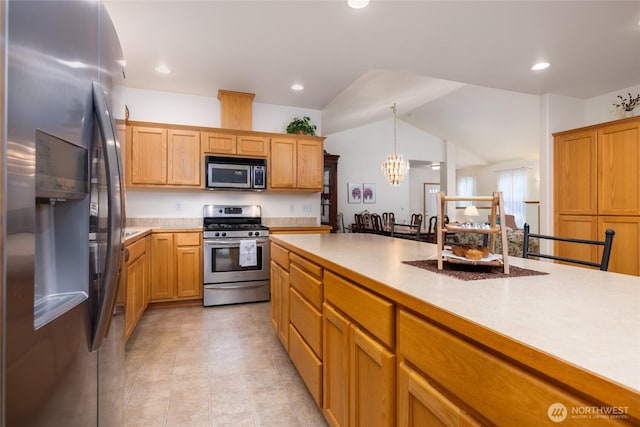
xmin=402 ymin=260 xmax=549 ymax=281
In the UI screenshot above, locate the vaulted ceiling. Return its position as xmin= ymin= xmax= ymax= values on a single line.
xmin=105 ymin=1 xmax=640 ymax=166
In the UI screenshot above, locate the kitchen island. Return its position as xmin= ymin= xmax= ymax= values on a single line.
xmin=270 ymin=233 xmax=639 ymax=426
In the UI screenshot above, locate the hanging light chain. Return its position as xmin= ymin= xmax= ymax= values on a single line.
xmin=381 ymin=102 xmax=410 ymax=186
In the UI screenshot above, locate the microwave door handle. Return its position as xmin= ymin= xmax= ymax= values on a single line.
xmin=90 ymin=81 xmax=124 ymax=352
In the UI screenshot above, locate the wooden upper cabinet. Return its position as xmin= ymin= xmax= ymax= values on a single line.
xmin=129 ymin=126 xmax=168 ymax=185
xmin=297 ymin=139 xmax=324 ymax=190
xmin=237 ymin=135 xmax=268 ymax=157
xmin=202 ymin=131 xmax=237 ymax=155
xmin=168 ymin=129 xmax=200 ymax=186
xmin=270 ymin=137 xmax=298 ymax=189
xmin=554 ymin=129 xmax=597 ymax=215
xmin=202 ymin=131 xmax=268 ymax=157
xmin=128 ymin=125 xmax=200 ymax=188
xmin=269 ymin=136 xmax=323 ymax=190
xmin=597 ymin=120 xmax=640 ymax=215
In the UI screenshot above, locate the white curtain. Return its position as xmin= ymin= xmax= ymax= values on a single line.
xmin=456 ymin=175 xmax=476 ymax=207
xmin=497 ymin=168 xmax=528 ymax=227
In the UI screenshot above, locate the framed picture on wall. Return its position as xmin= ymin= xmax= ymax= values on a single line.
xmin=363 ymin=183 xmax=376 ymax=204
xmin=348 ymin=182 xmax=362 ymax=203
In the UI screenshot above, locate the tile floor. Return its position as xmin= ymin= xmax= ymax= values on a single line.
xmin=124 ymin=302 xmax=328 ymax=427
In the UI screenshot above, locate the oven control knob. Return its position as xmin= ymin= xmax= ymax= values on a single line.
xmin=248 ymin=231 xmax=254 ymax=236
xmin=254 ymin=232 xmax=260 ymax=236
xmin=214 ymin=232 xmax=220 ymax=237
xmin=221 ymin=232 xmax=227 ymax=237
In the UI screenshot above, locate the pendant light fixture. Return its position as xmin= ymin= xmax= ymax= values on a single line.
xmin=381 ymin=103 xmax=410 ymax=186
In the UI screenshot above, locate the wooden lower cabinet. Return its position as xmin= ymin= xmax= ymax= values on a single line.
xmin=398 ymin=361 xmax=481 ymax=427
xmin=555 ymin=214 xmax=598 ymax=265
xmin=555 ymin=214 xmax=640 ymax=275
xmin=289 ymin=324 xmax=322 ymax=405
xmin=175 ymin=233 xmax=202 ymax=298
xmin=599 ymin=215 xmax=640 ymax=276
xmin=269 ymin=259 xmax=290 ymax=349
xmin=124 ymin=236 xmax=149 ymax=340
xmin=150 ymin=232 xmax=202 ymax=302
xmin=350 ymin=324 xmax=395 ymax=427
xmin=397 ymin=309 xmax=599 ymax=426
xmin=322 ymin=302 xmax=395 ymax=427
xmin=323 ymin=303 xmax=349 ymax=427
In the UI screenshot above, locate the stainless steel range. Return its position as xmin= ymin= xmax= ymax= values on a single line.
xmin=202 ymin=205 xmax=270 ymax=306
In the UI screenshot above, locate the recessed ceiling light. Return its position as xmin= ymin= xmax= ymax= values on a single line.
xmin=347 ymin=0 xmax=369 ymax=9
xmin=531 ymin=62 xmax=550 ymax=71
xmin=154 ymin=64 xmax=172 ymax=74
xmin=291 ymin=83 xmax=304 ymax=91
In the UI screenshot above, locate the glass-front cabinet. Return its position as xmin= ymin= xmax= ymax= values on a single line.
xmin=321 ymin=151 xmax=339 ymax=231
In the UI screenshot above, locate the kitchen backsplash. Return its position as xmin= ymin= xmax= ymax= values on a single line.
xmin=126 ymin=216 xmax=317 ymax=227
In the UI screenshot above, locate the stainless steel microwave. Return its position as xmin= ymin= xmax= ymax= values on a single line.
xmin=205 ymin=156 xmax=266 ymax=190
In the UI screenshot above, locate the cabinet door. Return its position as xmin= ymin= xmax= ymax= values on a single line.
xmin=270 ymin=261 xmax=280 ymax=333
xmin=555 ymin=215 xmax=598 ymax=266
xmin=599 ymin=216 xmax=640 ymax=276
xmin=554 ymin=130 xmax=597 ymax=215
xmin=350 ymin=325 xmax=395 ymax=427
xmin=597 ymin=120 xmax=640 ymax=215
xmin=323 ymin=303 xmax=349 ymax=427
xmin=168 ymin=129 xmax=200 ymax=186
xmin=277 ymin=266 xmax=290 ymax=349
xmin=269 ymin=260 xmax=290 ymax=349
xmin=269 ymin=137 xmax=297 ymax=189
xmin=297 ymin=139 xmax=323 ymax=190
xmin=237 ymin=135 xmax=268 ymax=157
xmin=129 ymin=126 xmax=168 ymax=185
xmin=202 ymin=131 xmax=237 ymax=155
xmin=150 ymin=233 xmax=175 ymax=301
xmin=398 ymin=361 xmax=481 ymax=427
xmin=174 ymin=232 xmax=201 ymax=298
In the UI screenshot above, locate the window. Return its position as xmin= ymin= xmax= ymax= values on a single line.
xmin=497 ymin=168 xmax=528 ymax=228
xmin=456 ymin=175 xmax=476 ymax=207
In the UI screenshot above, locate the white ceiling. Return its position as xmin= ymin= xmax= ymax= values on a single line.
xmin=104 ymin=0 xmax=640 ymax=165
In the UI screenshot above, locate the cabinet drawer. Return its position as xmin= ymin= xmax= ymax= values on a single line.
xmin=270 ymin=242 xmax=289 ymax=269
xmin=289 ymin=324 xmax=322 ymax=406
xmin=290 ymin=262 xmax=322 ymax=310
xmin=175 ymin=232 xmax=200 ymax=246
xmin=324 ymin=271 xmax=394 ymax=348
xmin=290 ymin=253 xmax=322 ymax=278
xmin=397 ymin=310 xmax=593 ymax=426
xmin=126 ymin=237 xmax=146 ymax=261
xmin=289 ymin=287 xmax=322 ymax=357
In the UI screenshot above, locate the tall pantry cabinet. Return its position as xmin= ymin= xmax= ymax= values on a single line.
xmin=554 ymin=116 xmax=640 ymax=276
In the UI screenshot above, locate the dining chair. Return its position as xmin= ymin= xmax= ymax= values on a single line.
xmin=390 ymin=217 xmax=422 ymax=241
xmin=522 ymin=223 xmax=615 ymax=271
xmin=370 ymin=214 xmax=384 ymax=232
xmin=410 ymin=214 xmax=423 ymax=228
xmin=382 ymin=212 xmax=395 ymax=228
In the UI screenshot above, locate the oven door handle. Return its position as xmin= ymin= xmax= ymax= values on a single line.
xmin=204 ymin=282 xmax=268 ymax=290
xmin=203 ymin=238 xmax=269 ymax=246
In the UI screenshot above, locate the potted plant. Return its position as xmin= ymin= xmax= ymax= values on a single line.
xmin=286 ymin=116 xmax=317 ymax=136
xmin=613 ymin=93 xmax=640 ymax=117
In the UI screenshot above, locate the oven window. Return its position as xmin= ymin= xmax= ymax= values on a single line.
xmin=210 ymin=246 xmax=263 ymax=272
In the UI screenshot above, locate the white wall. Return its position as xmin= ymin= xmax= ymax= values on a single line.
xmin=324 ymin=118 xmax=444 ymax=226
xmin=124 ymin=88 xmax=322 ymax=221
xmin=584 ymin=84 xmax=640 ymax=125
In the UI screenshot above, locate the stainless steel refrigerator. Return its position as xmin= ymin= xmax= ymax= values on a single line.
xmin=2 ymin=1 xmax=126 ymax=425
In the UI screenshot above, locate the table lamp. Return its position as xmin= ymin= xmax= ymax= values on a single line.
xmin=463 ymin=205 xmax=480 ymax=225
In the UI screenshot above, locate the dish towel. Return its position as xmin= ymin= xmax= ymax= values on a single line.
xmin=239 ymin=239 xmax=257 ymax=267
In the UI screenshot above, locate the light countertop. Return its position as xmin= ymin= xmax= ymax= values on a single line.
xmin=270 ymin=233 xmax=640 ymax=394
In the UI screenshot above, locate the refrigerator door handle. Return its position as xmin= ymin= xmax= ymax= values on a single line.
xmin=91 ymin=81 xmax=124 ymax=352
